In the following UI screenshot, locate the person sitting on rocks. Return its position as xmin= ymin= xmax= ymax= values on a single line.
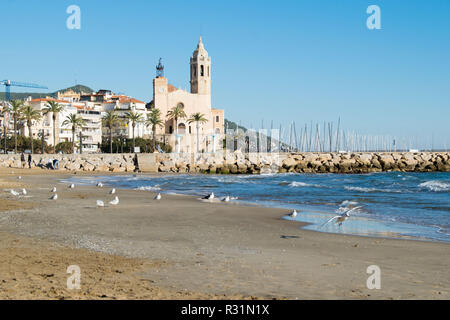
xmin=52 ymin=159 xmax=59 ymax=170
xmin=47 ymin=158 xmax=54 ymax=169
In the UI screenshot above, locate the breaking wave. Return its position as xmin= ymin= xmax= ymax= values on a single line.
xmin=135 ymin=185 xmax=161 ymax=191
xmin=419 ymin=181 xmax=450 ymax=192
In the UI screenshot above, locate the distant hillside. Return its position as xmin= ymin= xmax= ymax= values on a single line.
xmin=56 ymin=85 xmax=94 ymax=95
xmin=224 ymin=119 xmax=247 ymax=132
xmin=0 ymin=84 xmax=94 ymax=101
xmin=225 ymin=118 xmax=289 ymax=149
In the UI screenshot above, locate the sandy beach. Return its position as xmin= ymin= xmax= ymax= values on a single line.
xmin=0 ymin=168 xmax=449 ymax=300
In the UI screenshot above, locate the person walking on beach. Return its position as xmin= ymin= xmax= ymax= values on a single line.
xmin=27 ymin=154 xmax=32 ymax=169
xmin=20 ymin=152 xmax=26 ymax=168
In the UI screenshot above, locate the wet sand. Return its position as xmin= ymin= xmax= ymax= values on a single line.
xmin=0 ymin=168 xmax=449 ymax=299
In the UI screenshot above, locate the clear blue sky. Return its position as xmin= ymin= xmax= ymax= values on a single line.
xmin=1 ymin=0 xmax=449 ymax=149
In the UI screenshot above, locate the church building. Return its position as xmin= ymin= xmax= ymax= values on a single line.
xmin=150 ymin=37 xmax=224 ymax=153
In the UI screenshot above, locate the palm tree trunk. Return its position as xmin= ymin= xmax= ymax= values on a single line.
xmin=72 ymin=127 xmax=76 ymax=154
xmin=196 ymin=122 xmax=200 ymax=153
xmin=52 ymin=116 xmax=56 ymax=154
xmin=14 ymin=115 xmax=17 ymax=153
xmin=174 ymin=118 xmax=179 ymax=153
xmin=28 ymin=123 xmax=33 ymax=154
xmin=3 ymin=126 xmax=7 ymax=154
xmin=132 ymin=123 xmax=136 ymax=152
xmin=109 ymin=126 xmax=113 ymax=154
xmin=152 ymin=125 xmax=156 ymax=151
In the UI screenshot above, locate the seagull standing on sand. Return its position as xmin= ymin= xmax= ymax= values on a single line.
xmin=50 ymin=194 xmax=58 ymax=200
xmin=17 ymin=176 xmax=22 ymax=180
xmin=154 ymin=193 xmax=161 ymax=200
xmin=22 ymin=188 xmax=27 ymax=195
xmin=203 ymin=192 xmax=214 ymax=200
xmin=222 ymin=196 xmax=230 ymax=202
xmin=69 ymin=184 xmax=75 ymax=189
xmin=288 ymin=210 xmax=298 ymax=219
xmin=109 ymin=196 xmax=119 ymax=206
xmin=321 ymin=206 xmax=362 ymax=228
xmin=51 ymin=187 xmax=57 ymax=193
xmin=97 ymin=182 xmax=103 ymax=188
xmin=10 ymin=189 xmax=20 ymax=196
xmin=96 ymin=200 xmax=105 ymax=207
xmin=109 ymin=188 xmax=116 ymax=195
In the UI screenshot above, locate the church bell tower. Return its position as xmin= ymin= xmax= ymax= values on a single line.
xmin=190 ymin=36 xmax=211 ymax=95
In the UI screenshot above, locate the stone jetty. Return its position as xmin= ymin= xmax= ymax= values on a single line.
xmin=0 ymin=151 xmax=448 ymax=174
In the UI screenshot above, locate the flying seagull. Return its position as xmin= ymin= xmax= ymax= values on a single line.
xmin=51 ymin=187 xmax=57 ymax=193
xmin=154 ymin=193 xmax=161 ymax=200
xmin=288 ymin=210 xmax=298 ymax=219
xmin=10 ymin=189 xmax=20 ymax=196
xmin=321 ymin=206 xmax=362 ymax=228
xmin=203 ymin=192 xmax=214 ymax=200
xmin=96 ymin=200 xmax=105 ymax=207
xmin=50 ymin=194 xmax=58 ymax=200
xmin=109 ymin=188 xmax=116 ymax=195
xmin=222 ymin=195 xmax=230 ymax=202
xmin=109 ymin=196 xmax=119 ymax=206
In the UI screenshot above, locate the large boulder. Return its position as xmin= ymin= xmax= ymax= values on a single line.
xmin=378 ymin=154 xmax=395 ymax=170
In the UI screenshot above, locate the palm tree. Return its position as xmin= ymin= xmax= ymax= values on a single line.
xmin=62 ymin=113 xmax=85 ymax=154
xmin=9 ymin=100 xmax=23 ymax=153
xmin=145 ymin=108 xmax=164 ymax=151
xmin=43 ymin=101 xmax=64 ymax=153
xmin=20 ymin=104 xmax=42 ymax=154
xmin=187 ymin=112 xmax=208 ymax=153
xmin=124 ymin=111 xmax=143 ymax=152
xmin=102 ymin=109 xmax=119 ymax=153
xmin=166 ymin=104 xmax=187 ymax=135
xmin=167 ymin=104 xmax=187 ymax=153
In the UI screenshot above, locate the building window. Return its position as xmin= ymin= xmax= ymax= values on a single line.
xmin=200 ymin=65 xmax=204 ymax=76
xmin=189 ymin=126 xmax=192 ymax=134
xmin=169 ymin=126 xmax=173 ymax=134
xmin=216 ymin=116 xmax=219 ymax=122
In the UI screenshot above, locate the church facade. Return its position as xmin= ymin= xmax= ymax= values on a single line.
xmin=151 ymin=37 xmax=224 ymax=153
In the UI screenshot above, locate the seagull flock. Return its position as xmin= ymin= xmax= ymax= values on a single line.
xmin=8 ymin=178 xmax=127 ymax=208
xmin=202 ymin=192 xmax=235 ymax=202
xmin=8 ymin=176 xmax=240 ymax=212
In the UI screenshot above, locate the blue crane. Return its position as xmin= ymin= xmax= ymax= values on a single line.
xmin=1 ymin=80 xmax=48 ymax=102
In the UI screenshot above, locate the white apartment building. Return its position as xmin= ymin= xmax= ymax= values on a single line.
xmin=80 ymin=90 xmax=151 ymax=140
xmin=23 ymin=98 xmax=102 ymax=153
xmin=15 ymin=89 xmax=150 ymax=153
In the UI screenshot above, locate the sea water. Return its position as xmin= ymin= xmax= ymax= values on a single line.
xmin=65 ymin=172 xmax=450 ymax=243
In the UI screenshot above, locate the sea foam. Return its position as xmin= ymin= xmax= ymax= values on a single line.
xmin=419 ymin=180 xmax=450 ymax=192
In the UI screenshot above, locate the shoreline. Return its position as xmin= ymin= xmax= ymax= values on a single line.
xmin=64 ymin=171 xmax=450 ymax=244
xmin=0 ymin=168 xmax=449 ymax=299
